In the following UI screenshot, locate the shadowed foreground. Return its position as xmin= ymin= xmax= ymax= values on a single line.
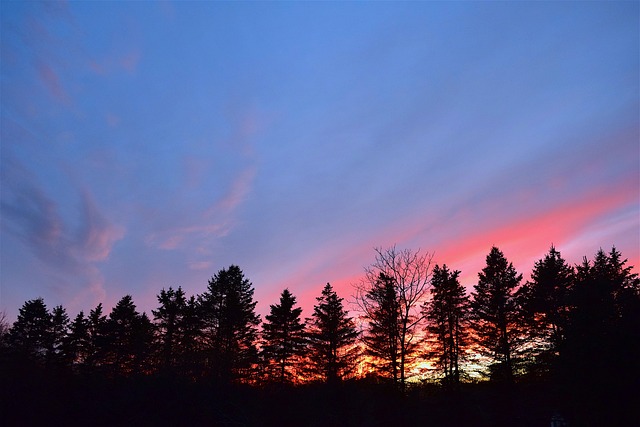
xmin=2 ymin=361 xmax=637 ymax=427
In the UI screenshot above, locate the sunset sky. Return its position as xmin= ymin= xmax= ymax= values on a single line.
xmin=1 ymin=1 xmax=638 ymax=322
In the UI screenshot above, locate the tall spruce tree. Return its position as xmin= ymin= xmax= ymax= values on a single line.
xmin=152 ymin=286 xmax=188 ymax=373
xmin=261 ymin=289 xmax=307 ymax=383
xmin=361 ymin=272 xmax=401 ymax=383
xmin=8 ymin=298 xmax=52 ymax=363
xmin=66 ymin=311 xmax=90 ymax=368
xmin=86 ymin=303 xmax=107 ymax=369
xmin=181 ymin=295 xmax=204 ymax=379
xmin=471 ymin=247 xmax=522 ymax=383
xmin=199 ymin=265 xmax=260 ymax=382
xmin=423 ymin=264 xmax=470 ymax=387
xmin=306 ymin=283 xmax=359 ymax=383
xmin=560 ymin=247 xmax=640 ymax=424
xmin=48 ymin=305 xmax=70 ymax=367
xmin=104 ymin=295 xmax=153 ymax=376
xmin=516 ymin=245 xmax=573 ymax=376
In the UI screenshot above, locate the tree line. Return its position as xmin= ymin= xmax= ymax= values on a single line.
xmin=1 ymin=245 xmax=638 ymax=395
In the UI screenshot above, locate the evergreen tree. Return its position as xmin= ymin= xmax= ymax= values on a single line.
xmin=306 ymin=283 xmax=359 ymax=383
xmin=65 ymin=311 xmax=90 ymax=368
xmin=152 ymin=286 xmax=188 ymax=373
xmin=86 ymin=303 xmax=108 ymax=369
xmin=561 ymin=247 xmax=639 ymax=424
xmin=104 ymin=295 xmax=153 ymax=376
xmin=423 ymin=264 xmax=470 ymax=387
xmin=471 ymin=247 xmax=522 ymax=383
xmin=261 ymin=289 xmax=307 ymax=383
xmin=199 ymin=265 xmax=260 ymax=382
xmin=8 ymin=298 xmax=52 ymax=363
xmin=516 ymin=245 xmax=573 ymax=376
xmin=48 ymin=305 xmax=70 ymax=367
xmin=181 ymin=295 xmax=204 ymax=379
xmin=361 ymin=273 xmax=401 ymax=383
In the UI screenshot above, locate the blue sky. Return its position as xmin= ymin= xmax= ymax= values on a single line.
xmin=1 ymin=1 xmax=638 ymax=321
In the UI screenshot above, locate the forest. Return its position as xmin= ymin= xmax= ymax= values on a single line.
xmin=1 ymin=245 xmax=638 ymax=427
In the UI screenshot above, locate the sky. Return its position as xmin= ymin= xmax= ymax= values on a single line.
xmin=1 ymin=1 xmax=638 ymax=322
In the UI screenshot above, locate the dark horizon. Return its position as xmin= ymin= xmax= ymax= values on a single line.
xmin=1 ymin=244 xmax=638 ymax=427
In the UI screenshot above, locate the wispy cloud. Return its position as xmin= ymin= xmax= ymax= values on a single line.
xmin=209 ymin=166 xmax=257 ymax=215
xmin=146 ymin=105 xmax=261 ymax=255
xmin=36 ymin=61 xmax=69 ymax=103
xmin=188 ymin=261 xmax=213 ymax=271
xmin=76 ymin=191 xmax=125 ymax=262
xmin=144 ymin=162 xmax=257 ymax=256
xmin=0 ymin=155 xmax=124 ymax=307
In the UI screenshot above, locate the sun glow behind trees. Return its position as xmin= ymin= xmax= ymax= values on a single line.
xmin=1 ymin=245 xmax=638 ymax=390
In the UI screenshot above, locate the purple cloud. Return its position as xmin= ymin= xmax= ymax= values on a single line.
xmin=1 ymin=154 xmax=124 ymax=309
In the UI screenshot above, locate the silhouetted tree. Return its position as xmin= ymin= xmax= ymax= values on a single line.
xmin=152 ymin=286 xmax=188 ymax=373
xmin=471 ymin=247 xmax=522 ymax=383
xmin=423 ymin=264 xmax=470 ymax=387
xmin=306 ymin=283 xmax=359 ymax=383
xmin=516 ymin=245 xmax=573 ymax=376
xmin=48 ymin=305 xmax=70 ymax=367
xmin=355 ymin=246 xmax=433 ymax=390
xmin=65 ymin=311 xmax=90 ymax=368
xmin=560 ymin=247 xmax=640 ymax=424
xmin=86 ymin=303 xmax=108 ymax=369
xmin=361 ymin=272 xmax=401 ymax=383
xmin=199 ymin=265 xmax=260 ymax=382
xmin=0 ymin=311 xmax=9 ymax=347
xmin=261 ymin=289 xmax=307 ymax=383
xmin=8 ymin=298 xmax=51 ymax=363
xmin=180 ymin=295 xmax=204 ymax=379
xmin=104 ymin=295 xmax=153 ymax=376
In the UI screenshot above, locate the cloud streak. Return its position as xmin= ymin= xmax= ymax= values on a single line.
xmin=0 ymin=154 xmax=124 ymax=310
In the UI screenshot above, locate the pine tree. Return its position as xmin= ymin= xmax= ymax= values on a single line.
xmin=471 ymin=247 xmax=522 ymax=383
xmin=560 ymin=248 xmax=639 ymax=425
xmin=361 ymin=272 xmax=401 ymax=383
xmin=152 ymin=286 xmax=188 ymax=373
xmin=66 ymin=311 xmax=90 ymax=368
xmin=199 ymin=265 xmax=260 ymax=382
xmin=181 ymin=295 xmax=204 ymax=379
xmin=423 ymin=264 xmax=470 ymax=387
xmin=48 ymin=305 xmax=70 ymax=367
xmin=104 ymin=295 xmax=153 ymax=376
xmin=261 ymin=289 xmax=307 ymax=383
xmin=306 ymin=283 xmax=359 ymax=383
xmin=8 ymin=298 xmax=52 ymax=363
xmin=86 ymin=303 xmax=107 ymax=369
xmin=516 ymin=245 xmax=573 ymax=375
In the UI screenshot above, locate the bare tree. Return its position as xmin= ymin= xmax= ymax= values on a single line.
xmin=354 ymin=246 xmax=434 ymax=390
xmin=0 ymin=310 xmax=9 ymax=345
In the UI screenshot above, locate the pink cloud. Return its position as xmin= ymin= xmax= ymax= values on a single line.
xmin=87 ymin=49 xmax=141 ymax=76
xmin=259 ymin=175 xmax=638 ymax=318
xmin=148 ymin=164 xmax=257 ymax=251
xmin=37 ymin=61 xmax=69 ymax=103
xmin=214 ymin=166 xmax=257 ymax=213
xmin=148 ymin=223 xmax=230 ymax=250
xmin=189 ymin=261 xmax=213 ymax=271
xmin=433 ymin=179 xmax=638 ymax=281
xmin=78 ymin=191 xmax=125 ymax=262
